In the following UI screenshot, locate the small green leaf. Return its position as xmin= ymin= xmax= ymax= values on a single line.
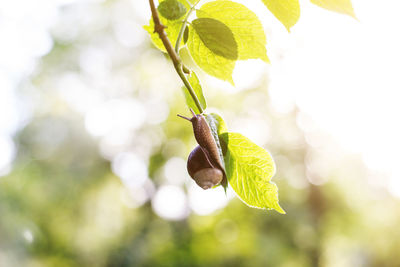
xmin=187 ymin=24 xmax=235 ymax=84
xmin=143 ymin=0 xmax=190 ymax=52
xmin=192 ymin=18 xmax=238 ymax=60
xmin=197 ymin=0 xmax=269 ymax=62
xmin=181 ymin=71 xmax=206 ymax=114
xmin=206 ymin=113 xmax=228 ymax=136
xmin=220 ymin=132 xmax=285 ymax=214
xmin=261 ymin=0 xmax=300 ymax=32
xmin=206 ymin=113 xmax=227 ymax=189
xmin=143 ymin=18 xmax=183 ymax=53
xmin=163 ymin=0 xmax=192 ymax=11
xmin=310 ymin=0 xmax=356 ymax=18
xmin=183 ymin=26 xmax=189 ymax=44
xmin=158 ymin=0 xmax=187 ymax=20
xmin=205 ymin=114 xmax=226 ymax=169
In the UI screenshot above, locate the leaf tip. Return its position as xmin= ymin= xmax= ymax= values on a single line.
xmin=348 ymin=10 xmax=358 ymax=20
xmin=341 ymin=7 xmax=357 ymax=19
xmin=227 ymin=77 xmax=235 ymax=86
xmin=262 ymin=0 xmax=300 ymax=34
xmin=262 ymin=53 xmax=270 ymax=63
xmin=274 ymin=204 xmax=286 ymax=214
xmin=310 ymin=0 xmax=357 ymax=20
xmin=143 ymin=24 xmax=151 ymax=32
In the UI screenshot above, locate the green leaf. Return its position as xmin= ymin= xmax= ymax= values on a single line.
xmin=220 ymin=132 xmax=285 ymax=214
xmin=205 ymin=114 xmax=226 ymax=169
xmin=143 ymin=0 xmax=190 ymax=52
xmin=310 ymin=0 xmax=356 ymax=18
xmin=206 ymin=113 xmax=228 ymax=136
xmin=206 ymin=113 xmax=227 ymax=188
xmin=261 ymin=0 xmax=300 ymax=32
xmin=192 ymin=18 xmax=238 ymax=60
xmin=183 ymin=26 xmax=189 ymax=44
xmin=187 ymin=24 xmax=235 ymax=84
xmin=181 ymin=71 xmax=207 ymax=114
xmin=197 ymin=0 xmax=269 ymax=62
xmin=158 ymin=0 xmax=187 ymax=20
xmin=143 ymin=19 xmax=182 ymax=53
xmin=163 ymin=0 xmax=193 ymax=11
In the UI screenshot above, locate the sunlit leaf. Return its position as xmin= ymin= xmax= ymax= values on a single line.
xmin=143 ymin=19 xmax=182 ymax=53
xmin=181 ymin=71 xmax=207 ymax=114
xmin=183 ymin=26 xmax=189 ymax=44
xmin=192 ymin=18 xmax=238 ymax=60
xmin=206 ymin=113 xmax=228 ymax=188
xmin=187 ymin=24 xmax=235 ymax=84
xmin=143 ymin=0 xmax=190 ymax=52
xmin=220 ymin=132 xmax=285 ymax=214
xmin=310 ymin=0 xmax=356 ymax=18
xmin=158 ymin=0 xmax=187 ymax=20
xmin=206 ymin=113 xmax=228 ymax=136
xmin=261 ymin=0 xmax=300 ymax=32
xmin=197 ymin=0 xmax=269 ymax=62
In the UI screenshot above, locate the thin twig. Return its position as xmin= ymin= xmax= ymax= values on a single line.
xmin=174 ymin=0 xmax=200 ymax=53
xmin=149 ymin=0 xmax=181 ymax=65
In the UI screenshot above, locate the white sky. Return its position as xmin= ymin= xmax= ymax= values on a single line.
xmin=231 ymin=0 xmax=400 ymax=197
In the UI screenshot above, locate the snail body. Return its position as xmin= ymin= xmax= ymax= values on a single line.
xmin=178 ymin=109 xmax=226 ymax=189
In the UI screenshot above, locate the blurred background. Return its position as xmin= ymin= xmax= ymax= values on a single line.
xmin=1 ymin=0 xmax=400 ymax=266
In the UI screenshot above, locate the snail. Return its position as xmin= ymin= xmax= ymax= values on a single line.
xmin=178 ymin=109 xmax=226 ymax=189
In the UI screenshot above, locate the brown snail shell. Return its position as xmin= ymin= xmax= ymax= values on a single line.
xmin=178 ymin=109 xmax=226 ymax=190
xmin=187 ymin=146 xmax=223 ymax=189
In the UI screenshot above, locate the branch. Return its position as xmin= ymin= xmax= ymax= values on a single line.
xmin=149 ymin=0 xmax=180 ymax=65
xmin=149 ymin=0 xmax=204 ymax=114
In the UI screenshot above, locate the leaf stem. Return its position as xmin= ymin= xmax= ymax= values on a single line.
xmin=149 ymin=0 xmax=204 ymax=114
xmin=174 ymin=0 xmax=200 ymax=53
